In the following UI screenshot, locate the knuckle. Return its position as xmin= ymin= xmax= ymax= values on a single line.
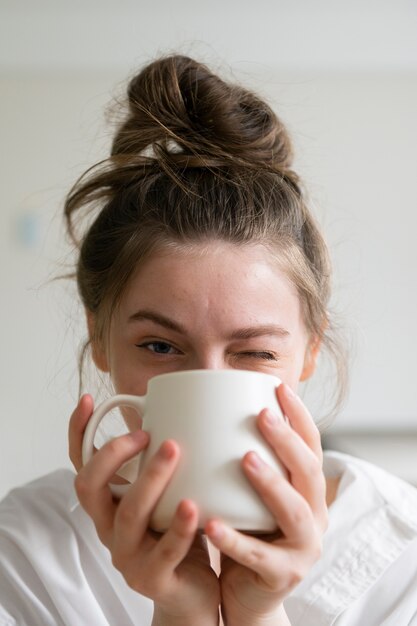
xmin=311 ymin=533 xmax=323 ymax=562
xmin=288 ymin=568 xmax=304 ymax=588
xmin=106 ymin=434 xmax=137 ymax=459
xmin=159 ymin=544 xmax=180 ymax=563
xmin=306 ymin=455 xmax=322 ymax=479
xmin=280 ymin=557 xmax=304 ymax=590
xmin=288 ymin=500 xmax=310 ymax=528
xmin=291 ymin=551 xmax=315 ymax=587
xmin=116 ymin=503 xmax=137 ymax=527
xmin=302 ymin=528 xmax=323 ymax=564
xmin=245 ymin=546 xmax=265 ymax=569
xmin=106 ymin=438 xmax=124 ymax=456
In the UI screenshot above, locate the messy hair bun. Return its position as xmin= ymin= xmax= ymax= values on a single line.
xmin=111 ymin=55 xmax=296 ymax=179
xmin=65 ymin=54 xmax=347 ymax=419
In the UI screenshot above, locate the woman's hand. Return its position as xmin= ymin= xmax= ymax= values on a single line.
xmin=205 ymin=384 xmax=327 ymax=626
xmin=68 ymin=395 xmax=220 ymax=626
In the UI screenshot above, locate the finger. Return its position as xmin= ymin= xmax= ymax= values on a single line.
xmin=276 ymin=384 xmax=323 ymax=462
xmin=257 ymin=409 xmax=327 ymax=524
xmin=68 ymin=394 xmax=94 ymax=471
xmin=113 ymin=440 xmax=181 ymax=554
xmin=241 ymin=451 xmax=315 ymax=541
xmin=75 ymin=429 xmax=148 ymax=543
xmin=149 ymin=499 xmax=199 ymax=585
xmin=205 ymin=518 xmax=300 ymax=589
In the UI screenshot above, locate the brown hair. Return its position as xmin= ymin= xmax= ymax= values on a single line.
xmin=64 ymin=54 xmax=347 ymax=418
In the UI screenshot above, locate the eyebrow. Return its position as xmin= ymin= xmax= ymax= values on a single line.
xmin=229 ymin=325 xmax=290 ymax=340
xmin=128 ymin=309 xmax=290 ymax=340
xmin=128 ymin=310 xmax=186 ymax=333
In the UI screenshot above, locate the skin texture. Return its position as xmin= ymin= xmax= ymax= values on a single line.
xmin=70 ymin=241 xmax=333 ymax=626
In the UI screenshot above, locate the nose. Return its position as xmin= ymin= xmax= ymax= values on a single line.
xmin=189 ymin=350 xmax=230 ymax=371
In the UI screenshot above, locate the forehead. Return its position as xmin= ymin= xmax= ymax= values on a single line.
xmin=117 ymin=241 xmax=304 ymax=335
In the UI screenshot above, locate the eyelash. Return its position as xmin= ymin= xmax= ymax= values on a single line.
xmin=239 ymin=351 xmax=277 ymax=361
xmin=136 ymin=341 xmax=180 ymax=355
xmin=136 ymin=342 xmax=277 ymax=361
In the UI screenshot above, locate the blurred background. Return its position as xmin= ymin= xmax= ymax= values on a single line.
xmin=1 ymin=0 xmax=416 ymax=497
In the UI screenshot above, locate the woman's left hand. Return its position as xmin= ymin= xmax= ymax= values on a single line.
xmin=205 ymin=383 xmax=328 ymax=626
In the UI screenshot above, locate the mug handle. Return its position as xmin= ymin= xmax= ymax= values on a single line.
xmin=81 ymin=394 xmax=146 ymax=498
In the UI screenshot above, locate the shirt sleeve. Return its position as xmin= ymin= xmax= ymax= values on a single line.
xmin=0 ymin=608 xmax=16 ymax=626
xmin=0 ymin=471 xmax=154 ymax=626
xmin=0 ymin=531 xmax=64 ymax=626
xmin=334 ymin=534 xmax=417 ymax=626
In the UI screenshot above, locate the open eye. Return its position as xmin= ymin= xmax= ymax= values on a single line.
xmin=136 ymin=341 xmax=180 ymax=355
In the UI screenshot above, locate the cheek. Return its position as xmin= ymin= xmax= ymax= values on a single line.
xmin=285 ymin=340 xmax=311 ymax=388
xmin=281 ymin=371 xmax=303 ymax=392
xmin=111 ymin=365 xmax=149 ymax=397
xmin=108 ymin=358 xmax=132 ymax=394
xmin=107 ymin=334 xmax=147 ymax=395
xmin=122 ymin=409 xmax=142 ymax=432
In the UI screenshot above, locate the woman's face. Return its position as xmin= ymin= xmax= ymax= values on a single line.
xmin=92 ymin=241 xmax=319 ymax=427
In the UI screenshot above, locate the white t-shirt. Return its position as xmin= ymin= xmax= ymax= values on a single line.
xmin=1 ymin=451 xmax=417 ymax=626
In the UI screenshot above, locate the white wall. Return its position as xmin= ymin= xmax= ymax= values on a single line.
xmin=1 ymin=1 xmax=416 ymax=497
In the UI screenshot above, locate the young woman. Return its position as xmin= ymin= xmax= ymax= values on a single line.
xmin=1 ymin=55 xmax=417 ymax=626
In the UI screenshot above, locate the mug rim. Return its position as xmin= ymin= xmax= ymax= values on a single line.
xmin=148 ymin=368 xmax=281 ymax=388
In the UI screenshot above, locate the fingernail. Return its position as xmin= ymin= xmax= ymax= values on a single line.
xmin=246 ymin=451 xmax=264 ymax=470
xmin=159 ymin=440 xmax=176 ymax=460
xmin=177 ymin=500 xmax=195 ymax=521
xmin=206 ymin=520 xmax=224 ymax=540
xmin=263 ymin=409 xmax=279 ymax=427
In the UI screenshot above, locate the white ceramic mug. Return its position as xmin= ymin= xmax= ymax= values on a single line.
xmin=82 ymin=369 xmax=286 ymax=532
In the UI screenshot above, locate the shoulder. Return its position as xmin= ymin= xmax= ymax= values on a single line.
xmin=1 ymin=468 xmax=76 ymax=505
xmin=0 ymin=469 xmax=78 ymax=537
xmin=0 ymin=470 xmax=78 ymax=625
xmin=0 ymin=470 xmax=153 ymax=625
xmin=0 ymin=469 xmax=81 ymax=566
xmin=324 ymin=449 xmax=417 ymax=527
xmin=286 ymin=452 xmax=417 ymax=625
xmin=327 ymin=452 xmax=417 ymax=619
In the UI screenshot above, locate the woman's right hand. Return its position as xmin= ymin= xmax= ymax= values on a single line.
xmin=68 ymin=395 xmax=220 ymax=626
